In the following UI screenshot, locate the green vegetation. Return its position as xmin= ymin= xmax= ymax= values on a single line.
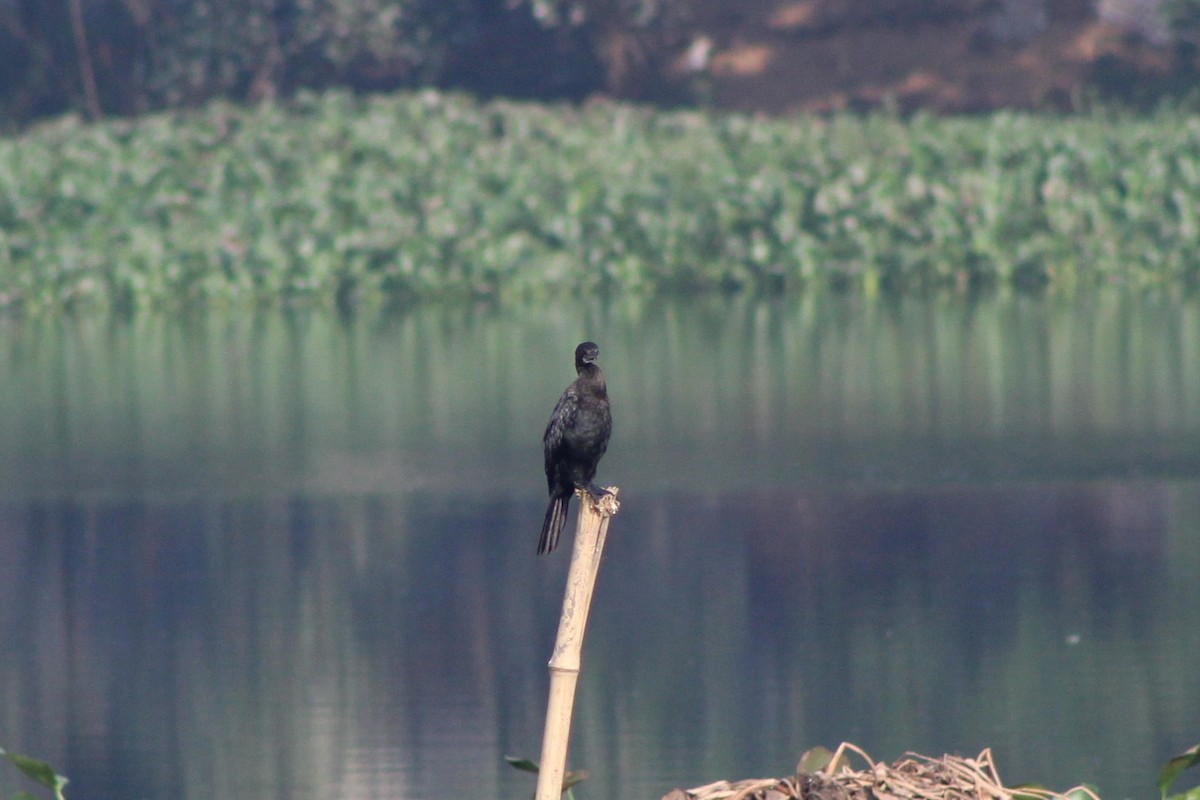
xmin=0 ymin=748 xmax=67 ymax=800
xmin=1160 ymin=743 xmax=1200 ymax=800
xmin=1 ymin=91 xmax=1199 ymax=311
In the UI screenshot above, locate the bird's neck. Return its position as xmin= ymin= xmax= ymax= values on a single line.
xmin=577 ymin=365 xmax=606 ymax=391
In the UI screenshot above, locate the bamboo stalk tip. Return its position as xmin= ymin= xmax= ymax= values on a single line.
xmin=574 ymin=486 xmax=621 ymax=516
xmin=596 ymin=488 xmax=620 ymax=516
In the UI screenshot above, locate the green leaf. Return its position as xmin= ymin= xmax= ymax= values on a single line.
xmin=1166 ymin=787 xmax=1200 ymax=800
xmin=1 ymin=750 xmax=62 ymax=791
xmin=1160 ymin=745 xmax=1200 ymax=799
xmin=501 ymin=757 xmax=587 ymax=792
xmin=11 ymin=791 xmax=41 ymax=800
xmin=504 ymin=756 xmax=539 ymax=774
xmin=797 ymin=746 xmax=834 ymax=774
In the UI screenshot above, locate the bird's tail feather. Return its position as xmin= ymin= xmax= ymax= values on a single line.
xmin=538 ymin=495 xmax=569 ymax=555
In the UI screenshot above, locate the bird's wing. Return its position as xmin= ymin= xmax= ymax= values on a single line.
xmin=544 ymin=388 xmax=580 ymax=464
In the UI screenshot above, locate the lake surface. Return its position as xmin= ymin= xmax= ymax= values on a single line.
xmin=0 ymin=290 xmax=1198 ymax=800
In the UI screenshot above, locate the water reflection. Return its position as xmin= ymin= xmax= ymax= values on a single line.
xmin=0 ymin=291 xmax=1198 ymax=800
xmin=2 ymin=289 xmax=1198 ymax=501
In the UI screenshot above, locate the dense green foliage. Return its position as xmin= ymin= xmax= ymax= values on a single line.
xmin=1 ymin=91 xmax=1199 ymax=310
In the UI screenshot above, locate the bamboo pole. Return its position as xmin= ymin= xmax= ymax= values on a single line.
xmin=534 ymin=487 xmax=620 ymax=800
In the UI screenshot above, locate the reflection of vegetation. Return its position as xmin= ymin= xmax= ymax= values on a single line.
xmin=0 ymin=298 xmax=1197 ymax=799
xmin=3 ymin=93 xmax=1200 ymax=311
xmin=0 ymin=292 xmax=1196 ymax=502
xmin=571 ymin=479 xmax=1200 ymax=799
xmin=1 ymin=482 xmax=1195 ymax=800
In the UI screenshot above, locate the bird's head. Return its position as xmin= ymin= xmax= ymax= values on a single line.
xmin=575 ymin=341 xmax=600 ymax=369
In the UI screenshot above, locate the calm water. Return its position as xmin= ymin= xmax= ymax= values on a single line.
xmin=0 ymin=290 xmax=1198 ymax=800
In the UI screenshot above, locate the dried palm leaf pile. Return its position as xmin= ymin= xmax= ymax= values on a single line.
xmin=661 ymin=742 xmax=1100 ymax=800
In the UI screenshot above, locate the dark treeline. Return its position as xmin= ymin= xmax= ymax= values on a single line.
xmin=4 ymin=0 xmax=1200 ymax=128
xmin=0 ymin=0 xmax=690 ymax=125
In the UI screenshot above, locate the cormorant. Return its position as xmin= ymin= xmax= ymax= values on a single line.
xmin=539 ymin=341 xmax=612 ymax=555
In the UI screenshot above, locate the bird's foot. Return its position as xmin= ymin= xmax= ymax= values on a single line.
xmin=577 ymin=484 xmax=620 ymax=516
xmin=584 ymin=483 xmax=611 ymax=502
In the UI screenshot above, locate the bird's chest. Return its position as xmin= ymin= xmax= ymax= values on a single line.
xmin=564 ymin=393 xmax=610 ymax=444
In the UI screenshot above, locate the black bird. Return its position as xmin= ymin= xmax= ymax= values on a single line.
xmin=539 ymin=341 xmax=612 ymax=555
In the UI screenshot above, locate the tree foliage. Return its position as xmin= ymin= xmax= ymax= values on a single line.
xmin=0 ymin=0 xmax=687 ymax=125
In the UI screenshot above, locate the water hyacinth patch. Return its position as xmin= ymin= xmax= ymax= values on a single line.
xmin=1 ymin=92 xmax=1199 ymax=311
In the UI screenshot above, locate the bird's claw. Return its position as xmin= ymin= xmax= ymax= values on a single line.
xmin=577 ymin=485 xmax=620 ymax=516
xmin=586 ymin=484 xmax=610 ymax=502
